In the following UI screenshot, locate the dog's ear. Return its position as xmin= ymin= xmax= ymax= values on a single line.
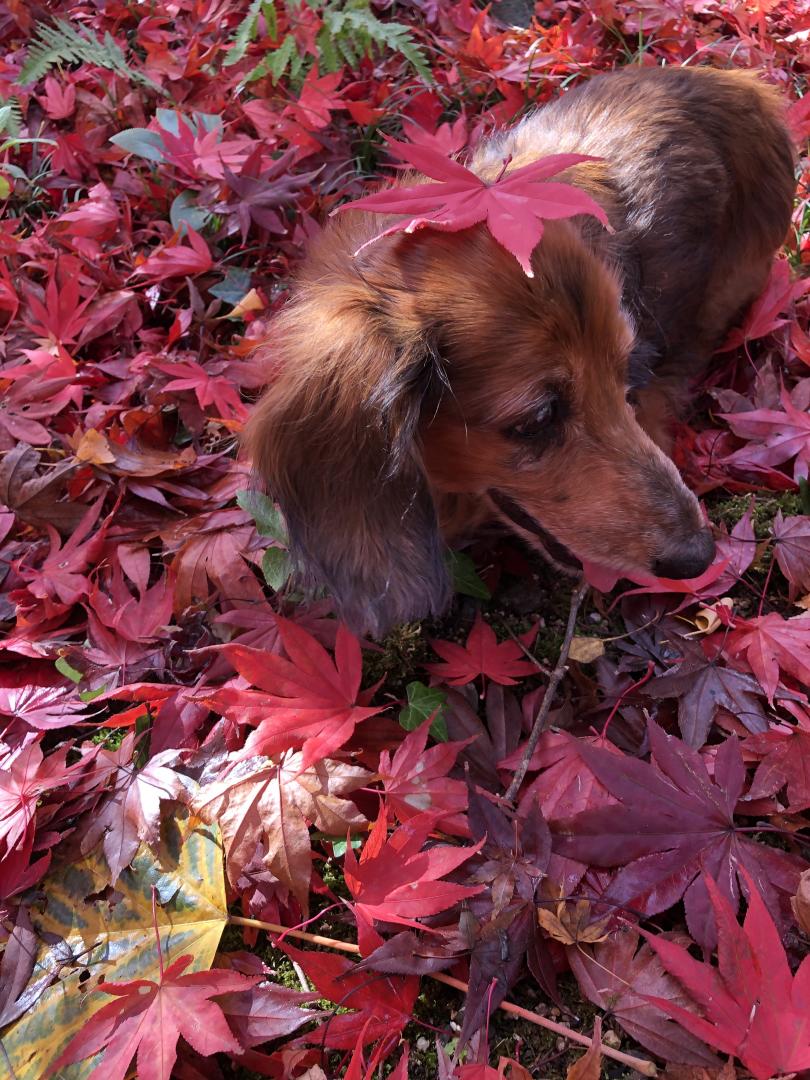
xmin=245 ymin=241 xmax=450 ymax=636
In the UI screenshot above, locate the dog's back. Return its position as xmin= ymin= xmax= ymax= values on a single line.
xmin=473 ymin=67 xmax=796 ymax=374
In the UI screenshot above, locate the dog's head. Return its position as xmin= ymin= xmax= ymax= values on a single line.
xmin=246 ymin=213 xmax=714 ymax=635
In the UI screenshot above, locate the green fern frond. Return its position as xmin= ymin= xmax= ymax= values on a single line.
xmin=0 ymin=97 xmax=23 ymax=137
xmin=321 ymin=5 xmax=433 ymax=84
xmin=224 ymin=0 xmax=279 ymax=67
xmin=244 ymin=32 xmax=299 ymax=84
xmin=19 ymin=18 xmax=164 ymax=94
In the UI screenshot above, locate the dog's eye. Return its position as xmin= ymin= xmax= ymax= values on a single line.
xmin=506 ymin=398 xmax=559 ymax=441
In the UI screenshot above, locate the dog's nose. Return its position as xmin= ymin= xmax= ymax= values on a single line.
xmin=652 ymin=529 xmax=716 ymax=580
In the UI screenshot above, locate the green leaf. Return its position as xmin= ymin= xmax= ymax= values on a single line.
xmin=447 ymin=551 xmax=491 ymax=599
xmin=223 ymin=0 xmax=263 ymax=66
xmin=170 ymin=191 xmax=211 ymax=234
xmin=210 ymin=267 xmax=253 ymax=305
xmin=262 ymin=546 xmax=292 ymax=591
xmin=55 ymin=656 xmax=83 ymax=683
xmin=245 ymin=32 xmax=298 ymax=83
xmin=110 ymin=127 xmax=166 ymax=162
xmin=399 ymin=680 xmax=448 ymax=741
xmin=237 ymin=489 xmax=289 ymax=542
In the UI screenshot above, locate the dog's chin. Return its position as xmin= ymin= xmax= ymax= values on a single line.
xmin=487 ymin=489 xmax=642 ymax=581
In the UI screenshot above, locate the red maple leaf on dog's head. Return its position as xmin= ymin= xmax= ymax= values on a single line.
xmin=335 ymin=142 xmax=610 ymax=275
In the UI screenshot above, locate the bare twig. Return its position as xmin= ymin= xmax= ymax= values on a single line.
xmin=227 ymin=915 xmax=657 ymax=1076
xmin=504 ymin=578 xmax=590 ymax=803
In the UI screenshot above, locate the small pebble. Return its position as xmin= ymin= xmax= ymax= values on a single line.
xmin=588 ymin=612 xmax=602 ymax=623
xmin=603 ymin=1029 xmax=621 ymax=1049
xmin=449 ymin=1020 xmax=461 ymax=1033
xmin=549 ymin=1006 xmax=561 ymax=1019
xmin=416 ymin=1037 xmax=430 ymax=1053
xmin=555 ymin=1037 xmax=567 ymax=1052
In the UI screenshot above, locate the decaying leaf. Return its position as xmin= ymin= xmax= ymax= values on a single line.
xmin=2 ymin=813 xmax=227 ymax=1080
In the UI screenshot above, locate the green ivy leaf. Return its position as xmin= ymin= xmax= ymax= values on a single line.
xmin=399 ymin=680 xmax=448 ymax=741
xmin=262 ymin=547 xmax=292 ymax=591
xmin=447 ymin=551 xmax=491 ymax=599
xmin=110 ymin=127 xmax=166 ymax=162
xmin=237 ymin=489 xmax=288 ymax=543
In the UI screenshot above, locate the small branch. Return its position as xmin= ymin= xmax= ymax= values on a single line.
xmin=504 ymin=578 xmax=590 ymax=803
xmin=227 ymin=914 xmax=657 ymax=1077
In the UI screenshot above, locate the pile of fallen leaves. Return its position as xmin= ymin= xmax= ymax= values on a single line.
xmin=1 ymin=0 xmax=809 ymax=1077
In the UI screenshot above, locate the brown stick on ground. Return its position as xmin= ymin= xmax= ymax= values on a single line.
xmin=504 ymin=577 xmax=590 ymax=803
xmin=228 ymin=915 xmax=657 ymax=1076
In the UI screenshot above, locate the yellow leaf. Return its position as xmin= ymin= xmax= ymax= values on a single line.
xmin=569 ymin=636 xmax=605 ymax=663
xmin=74 ymin=428 xmax=116 ymax=465
xmin=2 ymin=814 xmax=226 ymax=1080
xmin=538 ymin=898 xmax=610 ymax=945
xmin=223 ymin=288 xmax=264 ymax=320
xmin=690 ymin=597 xmax=733 ymax=636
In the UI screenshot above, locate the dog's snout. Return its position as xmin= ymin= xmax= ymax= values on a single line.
xmin=653 ymin=529 xmax=716 ymax=580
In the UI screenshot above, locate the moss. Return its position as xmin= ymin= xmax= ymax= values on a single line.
xmin=706 ymin=490 xmax=803 ymax=539
xmin=362 ymin=620 xmax=431 ymax=700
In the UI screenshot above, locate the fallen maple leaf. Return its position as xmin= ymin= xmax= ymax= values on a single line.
xmin=191 ymin=750 xmax=369 ymax=911
xmin=771 ymin=510 xmax=810 ymax=594
xmin=78 ymin=734 xmax=183 ymax=883
xmin=344 ymin=806 xmax=483 ymax=949
xmin=48 ymin=953 xmax=257 ymax=1080
xmin=743 ymin=703 xmax=810 ymax=811
xmin=280 ymin=941 xmax=418 ymax=1050
xmin=568 ymin=928 xmax=719 ymax=1065
xmin=642 ymin=871 xmax=810 ymax=1080
xmin=336 ymin=142 xmax=610 ymax=274
xmin=377 ymin=719 xmax=469 ymax=833
xmin=537 ymin=896 xmax=610 ymax=946
xmin=426 ymin=614 xmax=538 ymax=686
xmin=719 ymin=258 xmax=810 ymax=350
xmin=643 ymin=637 xmax=769 ymax=749
xmin=553 ymin=720 xmax=805 ymax=949
xmin=566 ymin=1017 xmax=602 ymax=1080
xmin=723 ymin=609 xmax=810 ymax=702
xmin=133 ymin=226 xmax=213 ymax=282
xmin=720 ymin=385 xmax=810 ymax=482
xmin=206 ymin=617 xmax=386 ymax=767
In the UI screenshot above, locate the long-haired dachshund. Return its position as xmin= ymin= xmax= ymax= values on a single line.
xmin=246 ymin=66 xmax=796 ymax=635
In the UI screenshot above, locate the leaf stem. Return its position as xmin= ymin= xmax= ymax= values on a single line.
xmin=504 ymin=578 xmax=590 ymax=802
xmin=227 ymin=914 xmax=658 ymax=1077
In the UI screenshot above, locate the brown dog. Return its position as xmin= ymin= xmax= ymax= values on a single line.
xmin=246 ymin=66 xmax=796 ymax=635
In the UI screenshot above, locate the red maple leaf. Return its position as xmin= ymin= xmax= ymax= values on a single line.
xmin=642 ymin=871 xmax=810 ymax=1080
xmin=722 ymin=610 xmax=810 ymax=703
xmin=344 ymin=806 xmax=483 ymax=948
xmin=48 ymin=953 xmax=257 ymax=1080
xmin=426 ymin=614 xmax=538 ymax=686
xmin=133 ymin=227 xmax=213 ymax=282
xmin=0 ymin=741 xmax=71 ymax=890
xmin=743 ymin=703 xmax=810 ymax=811
xmin=281 ymin=941 xmax=418 ymax=1051
xmin=553 ymin=720 xmax=804 ymax=950
xmin=720 ymin=384 xmax=810 ymax=482
xmin=719 ymin=258 xmax=810 ymax=350
xmin=335 ymin=142 xmax=610 ymax=274
xmin=569 ymin=928 xmax=718 ymax=1065
xmin=154 ymin=359 xmax=248 ymax=421
xmin=378 ymin=720 xmax=470 ymax=833
xmin=18 ymin=495 xmax=107 ymax=609
xmin=205 ymin=616 xmax=385 ymax=767
xmin=771 ymin=510 xmax=810 ymax=594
